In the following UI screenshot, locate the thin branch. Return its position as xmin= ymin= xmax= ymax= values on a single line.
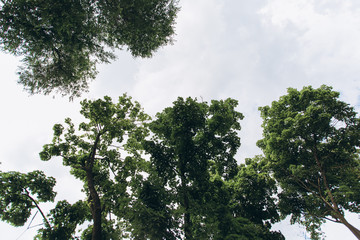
xmin=290 ymin=174 xmax=336 ymax=212
xmin=24 ymin=189 xmax=51 ymax=229
xmin=312 ymin=148 xmax=340 ymax=213
xmin=323 ymin=216 xmax=341 ymax=223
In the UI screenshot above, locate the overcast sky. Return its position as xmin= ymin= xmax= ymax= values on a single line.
xmin=1 ymin=0 xmax=360 ymax=239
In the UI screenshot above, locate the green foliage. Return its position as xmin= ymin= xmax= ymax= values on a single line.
xmin=128 ymin=175 xmax=179 ymax=240
xmin=202 ymin=157 xmax=284 ymax=240
xmin=36 ymin=200 xmax=90 ymax=240
xmin=229 ymin=156 xmax=280 ymax=226
xmin=143 ymin=97 xmax=280 ymax=239
xmin=80 ymin=219 xmax=124 ymax=240
xmin=258 ymin=85 xmax=360 ymax=239
xmin=146 ymin=97 xmax=243 ymax=183
xmin=0 ymin=170 xmax=56 ymax=226
xmin=0 ymin=0 xmax=179 ymax=98
xmin=139 ymin=97 xmax=284 ymax=239
xmin=39 ymin=94 xmax=150 ymax=239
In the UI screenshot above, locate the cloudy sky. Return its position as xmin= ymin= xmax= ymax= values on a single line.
xmin=1 ymin=0 xmax=360 ymax=239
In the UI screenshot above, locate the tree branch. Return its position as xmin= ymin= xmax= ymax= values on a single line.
xmin=24 ymin=189 xmax=51 ymax=229
xmin=323 ymin=216 xmax=341 ymax=223
xmin=312 ymin=149 xmax=341 ymax=213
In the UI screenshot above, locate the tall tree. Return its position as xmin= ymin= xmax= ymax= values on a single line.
xmin=258 ymin=85 xmax=360 ymax=239
xmin=39 ymin=94 xmax=150 ymax=239
xmin=143 ymin=97 xmax=244 ymax=239
xmin=0 ymin=0 xmax=179 ymax=98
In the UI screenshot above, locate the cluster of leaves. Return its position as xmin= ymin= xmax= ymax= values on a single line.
xmin=0 ymin=0 xmax=179 ymax=98
xmin=0 ymin=170 xmax=56 ymax=227
xmin=35 ymin=200 xmax=90 ymax=240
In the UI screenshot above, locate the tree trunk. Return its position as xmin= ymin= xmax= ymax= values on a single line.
xmin=313 ymin=151 xmax=360 ymax=240
xmin=87 ymin=169 xmax=102 ymax=240
xmin=184 ymin=197 xmax=192 ymax=240
xmin=337 ymin=214 xmax=360 ymax=240
xmin=86 ymin=133 xmax=102 ymax=240
xmin=181 ymin=173 xmax=192 ymax=240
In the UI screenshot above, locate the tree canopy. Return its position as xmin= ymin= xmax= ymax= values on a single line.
xmin=0 ymin=0 xmax=179 ymax=98
xmin=139 ymin=97 xmax=243 ymax=239
xmin=258 ymin=85 xmax=360 ymax=239
xmin=38 ymin=94 xmax=150 ymax=239
xmin=140 ymin=97 xmax=283 ymax=239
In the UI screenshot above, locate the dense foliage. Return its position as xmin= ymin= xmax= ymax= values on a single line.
xmin=0 ymin=0 xmax=179 ymax=98
xmin=126 ymin=97 xmax=284 ymax=240
xmin=38 ymin=94 xmax=150 ymax=239
xmin=258 ymin=85 xmax=360 ymax=239
xmin=142 ymin=97 xmax=243 ymax=239
xmin=0 ymin=170 xmax=56 ymax=228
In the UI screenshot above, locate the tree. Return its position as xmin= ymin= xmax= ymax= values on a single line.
xmin=39 ymin=94 xmax=150 ymax=239
xmin=0 ymin=170 xmax=56 ymax=228
xmin=143 ymin=97 xmax=244 ymax=239
xmin=0 ymin=0 xmax=179 ymax=98
xmin=258 ymin=85 xmax=360 ymax=239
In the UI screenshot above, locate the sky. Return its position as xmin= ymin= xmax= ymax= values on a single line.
xmin=1 ymin=0 xmax=360 ymax=239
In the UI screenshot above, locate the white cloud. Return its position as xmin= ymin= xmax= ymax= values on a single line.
xmin=128 ymin=0 xmax=227 ymax=113
xmin=259 ymin=0 xmax=360 ymax=105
